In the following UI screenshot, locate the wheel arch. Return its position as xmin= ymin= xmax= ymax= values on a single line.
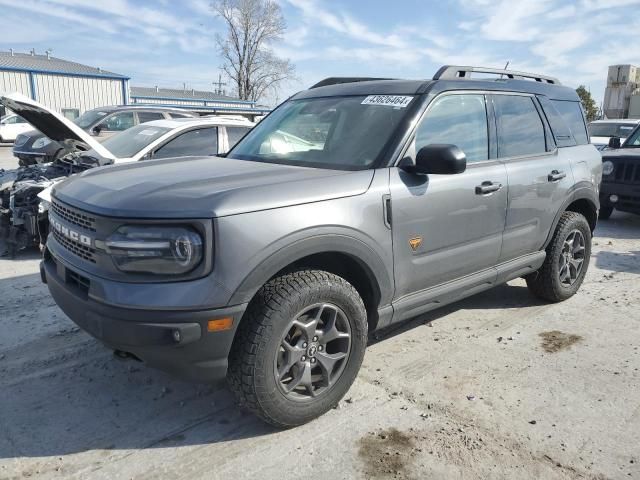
xmin=228 ymin=234 xmax=393 ymax=332
xmin=544 ymin=188 xmax=598 ymax=248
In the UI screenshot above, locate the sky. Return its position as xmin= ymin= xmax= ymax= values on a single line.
xmin=2 ymin=0 xmax=639 ymax=106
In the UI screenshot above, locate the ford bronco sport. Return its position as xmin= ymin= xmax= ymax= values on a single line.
xmin=40 ymin=66 xmax=601 ymax=427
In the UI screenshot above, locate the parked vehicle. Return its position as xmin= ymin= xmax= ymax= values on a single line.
xmin=12 ymin=105 xmax=196 ymax=166
xmin=599 ymin=123 xmax=640 ymax=219
xmin=0 ymin=113 xmax=32 ymax=143
xmin=0 ymin=93 xmax=254 ymax=256
xmin=588 ymin=119 xmax=640 ymax=150
xmin=41 ymin=66 xmax=601 ymax=427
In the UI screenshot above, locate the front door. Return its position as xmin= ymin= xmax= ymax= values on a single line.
xmin=389 ymin=93 xmax=508 ymax=304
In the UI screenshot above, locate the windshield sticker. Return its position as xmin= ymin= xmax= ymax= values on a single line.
xmin=138 ymin=129 xmax=160 ymax=136
xmin=362 ymin=95 xmax=413 ymax=108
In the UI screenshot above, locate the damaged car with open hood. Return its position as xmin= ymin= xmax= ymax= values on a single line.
xmin=0 ymin=93 xmax=254 ymax=256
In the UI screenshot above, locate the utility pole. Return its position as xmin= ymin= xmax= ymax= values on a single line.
xmin=212 ymin=72 xmax=227 ymax=96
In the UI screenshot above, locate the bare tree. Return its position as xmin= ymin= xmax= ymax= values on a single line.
xmin=213 ymin=0 xmax=295 ymax=102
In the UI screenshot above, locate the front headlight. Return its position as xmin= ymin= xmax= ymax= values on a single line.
xmin=602 ymin=160 xmax=614 ymax=176
xmin=32 ymin=137 xmax=52 ymax=149
xmin=106 ymin=225 xmax=203 ymax=275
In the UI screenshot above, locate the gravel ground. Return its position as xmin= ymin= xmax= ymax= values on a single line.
xmin=0 ymin=189 xmax=639 ymax=479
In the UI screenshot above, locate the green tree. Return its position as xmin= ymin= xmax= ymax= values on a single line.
xmin=576 ymin=85 xmax=598 ymax=121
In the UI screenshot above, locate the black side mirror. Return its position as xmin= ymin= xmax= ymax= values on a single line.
xmin=608 ymin=136 xmax=621 ymax=149
xmin=408 ymin=144 xmax=467 ymax=175
xmin=92 ymin=124 xmax=103 ymax=135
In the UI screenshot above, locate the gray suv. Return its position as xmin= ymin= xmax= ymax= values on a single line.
xmin=40 ymin=66 xmax=602 ymax=427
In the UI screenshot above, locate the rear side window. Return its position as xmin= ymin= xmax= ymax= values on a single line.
xmin=137 ymin=111 xmax=165 ymax=123
xmin=226 ymin=126 xmax=250 ymax=148
xmin=415 ymin=94 xmax=489 ymax=163
xmin=551 ymin=100 xmax=589 ymax=145
xmin=154 ymin=127 xmax=218 ymax=159
xmin=493 ymin=95 xmax=546 ymax=158
xmin=537 ymin=96 xmax=575 ymax=148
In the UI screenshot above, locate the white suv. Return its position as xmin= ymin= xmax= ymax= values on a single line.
xmin=0 ymin=113 xmax=32 ymax=142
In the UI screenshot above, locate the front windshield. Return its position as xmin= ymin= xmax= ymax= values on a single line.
xmin=588 ymin=122 xmax=637 ymax=138
xmin=623 ymin=126 xmax=640 ymax=147
xmin=101 ymin=124 xmax=171 ymax=158
xmin=227 ymin=95 xmax=415 ymax=170
xmin=74 ymin=109 xmax=110 ymax=129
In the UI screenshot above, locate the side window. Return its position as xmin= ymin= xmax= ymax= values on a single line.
xmin=15 ymin=116 xmax=28 ymax=123
xmin=137 ymin=111 xmax=165 ymax=124
xmin=227 ymin=126 xmax=250 ymax=149
xmin=551 ymin=100 xmax=589 ymax=145
xmin=102 ymin=111 xmax=135 ymax=131
xmin=415 ymin=94 xmax=488 ymax=163
xmin=4 ymin=116 xmax=18 ymax=124
xmin=493 ymin=95 xmax=546 ymax=157
xmin=538 ymin=96 xmax=575 ymax=148
xmin=154 ymin=127 xmax=218 ymax=159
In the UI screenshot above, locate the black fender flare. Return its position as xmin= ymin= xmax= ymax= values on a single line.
xmin=543 ymin=184 xmax=599 ymax=249
xmin=228 ymin=233 xmax=393 ymax=308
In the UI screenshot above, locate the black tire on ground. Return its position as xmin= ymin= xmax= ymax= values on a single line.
xmin=227 ymin=270 xmax=368 ymax=428
xmin=526 ymin=211 xmax=592 ymax=303
xmin=599 ymin=206 xmax=613 ymax=220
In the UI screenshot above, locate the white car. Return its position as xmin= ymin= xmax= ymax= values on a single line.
xmin=0 ymin=113 xmax=32 ymax=142
xmin=0 ymin=93 xmax=254 ymax=255
xmin=588 ymin=119 xmax=640 ymax=150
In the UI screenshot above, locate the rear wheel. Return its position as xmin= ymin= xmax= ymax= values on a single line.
xmin=526 ymin=211 xmax=591 ymax=302
xmin=227 ymin=270 xmax=367 ymax=428
xmin=599 ymin=206 xmax=613 ymax=220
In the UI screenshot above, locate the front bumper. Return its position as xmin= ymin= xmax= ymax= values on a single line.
xmin=600 ymin=181 xmax=640 ymax=214
xmin=41 ymin=248 xmax=247 ymax=383
xmin=13 ymin=150 xmax=47 ymax=163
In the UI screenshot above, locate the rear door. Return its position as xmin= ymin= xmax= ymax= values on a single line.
xmin=493 ymin=94 xmax=574 ymax=262
xmin=389 ymin=92 xmax=508 ymax=300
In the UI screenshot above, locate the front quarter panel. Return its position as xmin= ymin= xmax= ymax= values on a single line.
xmin=213 ymin=169 xmax=394 ymax=309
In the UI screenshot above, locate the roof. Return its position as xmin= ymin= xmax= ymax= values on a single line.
xmin=144 ymin=116 xmax=254 ymax=129
xmin=0 ymin=50 xmax=128 ymax=79
xmin=589 ymin=119 xmax=640 ymax=124
xmin=130 ymin=86 xmax=253 ymax=104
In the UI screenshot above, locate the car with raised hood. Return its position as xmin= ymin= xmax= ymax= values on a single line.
xmin=599 ymin=123 xmax=640 ymax=219
xmin=0 ymin=93 xmax=254 ymax=256
xmin=588 ymin=119 xmax=640 ymax=150
xmin=41 ymin=66 xmax=601 ymax=427
xmin=12 ymin=104 xmax=196 ymax=166
xmin=0 ymin=113 xmax=32 ymax=143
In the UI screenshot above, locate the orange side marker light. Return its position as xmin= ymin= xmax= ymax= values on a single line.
xmin=207 ymin=317 xmax=234 ymax=332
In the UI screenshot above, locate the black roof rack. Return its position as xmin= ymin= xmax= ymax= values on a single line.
xmin=433 ymin=65 xmax=561 ymax=85
xmin=309 ymin=77 xmax=395 ymax=89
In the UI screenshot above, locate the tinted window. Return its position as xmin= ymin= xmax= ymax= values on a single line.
xmin=101 ymin=125 xmax=171 ymax=158
xmin=552 ymin=100 xmax=588 ymax=145
xmin=538 ymin=96 xmax=574 ymax=148
xmin=624 ymin=126 xmax=640 ymax=146
xmin=137 ymin=112 xmax=165 ymax=123
xmin=494 ymin=96 xmax=546 ymax=157
xmin=588 ymin=122 xmax=636 ymax=138
xmin=74 ymin=109 xmax=110 ymax=128
xmin=154 ymin=127 xmax=218 ymax=159
xmin=102 ymin=111 xmax=135 ymax=131
xmin=415 ymin=94 xmax=488 ymax=163
xmin=227 ymin=126 xmax=250 ymax=148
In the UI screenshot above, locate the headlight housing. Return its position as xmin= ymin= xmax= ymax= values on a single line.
xmin=106 ymin=225 xmax=203 ymax=275
xmin=602 ymin=160 xmax=614 ymax=176
xmin=32 ymin=137 xmax=52 ymax=149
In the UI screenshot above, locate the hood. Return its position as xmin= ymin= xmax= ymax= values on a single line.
xmin=0 ymin=93 xmax=115 ymax=161
xmin=53 ymin=156 xmax=374 ymax=218
xmin=601 ymin=148 xmax=640 ymax=159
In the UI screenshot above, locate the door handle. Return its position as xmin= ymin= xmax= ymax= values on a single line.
xmin=548 ymin=170 xmax=567 ymax=182
xmin=475 ymin=181 xmax=503 ymax=195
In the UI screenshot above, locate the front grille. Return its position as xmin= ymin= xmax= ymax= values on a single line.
xmin=52 ymin=229 xmax=96 ymax=263
xmin=609 ymin=157 xmax=640 ymax=184
xmin=51 ymin=199 xmax=96 ymax=232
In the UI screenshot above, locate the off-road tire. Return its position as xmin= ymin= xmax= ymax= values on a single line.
xmin=227 ymin=270 xmax=367 ymax=428
xmin=599 ymin=206 xmax=613 ymax=220
xmin=526 ymin=211 xmax=591 ymax=302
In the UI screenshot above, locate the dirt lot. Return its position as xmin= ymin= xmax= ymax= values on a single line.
xmin=0 ymin=200 xmax=639 ymax=479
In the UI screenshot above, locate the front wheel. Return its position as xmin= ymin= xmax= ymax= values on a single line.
xmin=227 ymin=270 xmax=367 ymax=428
xmin=526 ymin=211 xmax=591 ymax=302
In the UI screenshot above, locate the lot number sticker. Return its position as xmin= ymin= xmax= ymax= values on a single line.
xmin=362 ymin=95 xmax=413 ymax=108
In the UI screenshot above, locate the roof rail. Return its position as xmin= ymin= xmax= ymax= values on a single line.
xmin=309 ymin=77 xmax=394 ymax=89
xmin=433 ymin=65 xmax=561 ymax=85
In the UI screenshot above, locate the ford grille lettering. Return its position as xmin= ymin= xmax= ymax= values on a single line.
xmin=50 ymin=217 xmax=93 ymax=247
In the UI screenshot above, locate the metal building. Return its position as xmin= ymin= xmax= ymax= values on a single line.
xmin=603 ymin=64 xmax=640 ymax=119
xmin=0 ymin=49 xmax=129 ymax=119
xmin=130 ymin=86 xmax=271 ymax=120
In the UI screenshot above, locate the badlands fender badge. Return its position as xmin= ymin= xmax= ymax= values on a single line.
xmin=408 ymin=236 xmax=423 ymax=251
